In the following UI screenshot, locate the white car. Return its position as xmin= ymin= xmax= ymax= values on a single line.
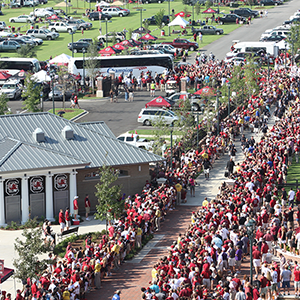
xmin=117 ymin=133 xmax=153 ymax=150
xmin=137 ymin=108 xmax=179 ymax=126
xmin=9 ymin=15 xmax=34 ymax=23
xmin=0 ymin=80 xmax=22 ymax=100
xmin=101 ymin=7 xmax=129 ymax=17
xmin=30 ymin=8 xmax=53 ymax=17
xmin=19 ymin=35 xmax=43 ymax=45
xmin=48 ymin=22 xmax=77 ymax=33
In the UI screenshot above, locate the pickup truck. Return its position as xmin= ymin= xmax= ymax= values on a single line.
xmin=0 ymin=40 xmax=20 ymax=51
xmin=191 ymin=25 xmax=223 ymax=35
xmin=162 ymin=38 xmax=198 ymax=51
xmin=117 ymin=133 xmax=153 ymax=151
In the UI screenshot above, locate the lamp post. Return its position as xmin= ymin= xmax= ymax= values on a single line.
xmin=136 ymin=8 xmax=146 ymax=29
xmin=216 ymin=89 xmax=220 ymax=135
xmin=82 ymin=48 xmax=86 ymax=92
xmin=227 ymin=81 xmax=231 ymax=117
xmin=170 ymin=122 xmax=174 ymax=170
xmin=284 ymin=41 xmax=287 ymax=69
xmin=70 ymin=31 xmax=74 ymax=57
xmin=246 ymin=218 xmax=256 ymax=285
xmin=65 ymin=0 xmax=67 ymax=15
xmin=50 ymin=71 xmax=55 ymax=115
xmin=168 ymin=0 xmax=171 ymax=36
xmin=101 ymin=20 xmax=112 ymax=48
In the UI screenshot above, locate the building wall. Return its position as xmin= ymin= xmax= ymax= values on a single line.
xmin=76 ymin=163 xmax=150 ymax=215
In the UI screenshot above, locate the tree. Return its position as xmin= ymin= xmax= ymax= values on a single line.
xmin=22 ymin=75 xmax=41 ymax=112
xmin=13 ymin=227 xmax=48 ymax=282
xmin=205 ymin=0 xmax=212 ymax=9
xmin=94 ymin=164 xmax=123 ymax=227
xmin=17 ymin=44 xmax=37 ymax=58
xmin=111 ymin=30 xmax=117 ymax=46
xmin=155 ymin=9 xmax=166 ymax=29
xmin=287 ymin=22 xmax=300 ymax=61
xmin=85 ymin=41 xmax=99 ymax=94
xmin=0 ymin=93 xmax=10 ymax=115
xmin=127 ymin=28 xmax=133 ymax=40
xmin=143 ymin=19 xmax=150 ymax=32
xmin=195 ymin=2 xmax=201 ymax=17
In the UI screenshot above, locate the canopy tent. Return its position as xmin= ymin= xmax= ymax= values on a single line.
xmin=132 ymin=27 xmax=150 ymax=34
xmin=113 ymin=0 xmax=125 ymax=5
xmin=11 ymin=69 xmax=27 ymax=80
xmin=55 ymin=1 xmax=71 ymax=7
xmin=113 ymin=43 xmax=126 ymax=50
xmin=194 ymin=86 xmax=216 ymax=96
xmin=145 ymin=96 xmax=171 ymax=108
xmin=174 ymin=11 xmax=191 ymax=18
xmin=139 ymin=33 xmax=157 ymax=41
xmin=0 ymin=268 xmax=14 ymax=284
xmin=49 ymin=53 xmax=72 ymax=66
xmin=0 ymin=71 xmax=11 ymax=81
xmin=202 ymin=8 xmax=217 ymax=13
xmin=120 ymin=40 xmax=134 ymax=47
xmin=129 ymin=38 xmax=142 ymax=45
xmin=95 ymin=0 xmax=110 ymax=6
xmin=46 ymin=14 xmax=61 ymax=20
xmin=31 ymin=70 xmax=51 ymax=82
xmin=168 ymin=16 xmax=190 ymax=28
xmin=98 ymin=46 xmax=122 ymax=56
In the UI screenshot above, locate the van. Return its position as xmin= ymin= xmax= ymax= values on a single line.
xmin=137 ymin=108 xmax=179 ymax=126
xmin=226 ymin=41 xmax=279 ymax=59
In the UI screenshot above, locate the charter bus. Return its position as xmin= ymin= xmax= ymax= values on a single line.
xmin=68 ymin=54 xmax=174 ymax=78
xmin=0 ymin=57 xmax=41 ymax=75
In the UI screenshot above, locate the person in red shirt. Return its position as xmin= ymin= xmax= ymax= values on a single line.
xmin=65 ymin=207 xmax=71 ymax=230
xmin=253 ymin=248 xmax=262 ymax=275
xmin=73 ymin=196 xmax=79 ymax=220
xmin=260 ymin=274 xmax=268 ymax=295
xmin=58 ymin=209 xmax=65 ymax=233
xmin=85 ymin=194 xmax=91 ymax=221
xmin=294 ymin=266 xmax=300 ymax=296
xmin=261 ymin=239 xmax=269 ymax=262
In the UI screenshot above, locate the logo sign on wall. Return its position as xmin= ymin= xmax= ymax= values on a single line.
xmin=5 ymin=179 xmax=20 ymax=196
xmin=54 ymin=174 xmax=68 ymax=191
xmin=30 ymin=176 xmax=44 ymax=194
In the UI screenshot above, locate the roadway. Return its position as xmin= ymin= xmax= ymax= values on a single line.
xmin=7 ymin=0 xmax=298 ymax=136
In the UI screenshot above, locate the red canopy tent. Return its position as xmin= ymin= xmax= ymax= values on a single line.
xmin=202 ymin=8 xmax=217 ymax=13
xmin=120 ymin=40 xmax=134 ymax=47
xmin=0 ymin=267 xmax=14 ymax=283
xmin=46 ymin=14 xmax=61 ymax=20
xmin=175 ymin=11 xmax=191 ymax=17
xmin=0 ymin=71 xmax=11 ymax=81
xmin=113 ymin=43 xmax=126 ymax=50
xmin=139 ymin=33 xmax=157 ymax=41
xmin=98 ymin=46 xmax=122 ymax=56
xmin=145 ymin=96 xmax=171 ymax=108
xmin=194 ymin=86 xmax=216 ymax=96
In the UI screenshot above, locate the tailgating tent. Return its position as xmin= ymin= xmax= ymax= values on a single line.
xmin=194 ymin=86 xmax=216 ymax=96
xmin=113 ymin=43 xmax=126 ymax=50
xmin=174 ymin=11 xmax=191 ymax=18
xmin=168 ymin=16 xmax=190 ymax=28
xmin=129 ymin=38 xmax=142 ymax=45
xmin=0 ymin=71 xmax=11 ymax=81
xmin=202 ymin=8 xmax=217 ymax=14
xmin=139 ymin=33 xmax=157 ymax=41
xmin=145 ymin=96 xmax=171 ymax=108
xmin=113 ymin=0 xmax=125 ymax=5
xmin=0 ymin=268 xmax=14 ymax=284
xmin=31 ymin=70 xmax=51 ymax=82
xmin=46 ymin=14 xmax=61 ymax=20
xmin=95 ymin=0 xmax=110 ymax=6
xmin=11 ymin=69 xmax=27 ymax=80
xmin=99 ymin=46 xmax=122 ymax=56
xmin=120 ymin=40 xmax=134 ymax=47
xmin=49 ymin=53 xmax=72 ymax=66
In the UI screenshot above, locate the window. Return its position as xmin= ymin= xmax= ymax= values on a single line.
xmin=126 ymin=137 xmax=134 ymax=142
xmin=118 ymin=137 xmax=125 ymax=141
xmin=84 ymin=169 xmax=129 ymax=180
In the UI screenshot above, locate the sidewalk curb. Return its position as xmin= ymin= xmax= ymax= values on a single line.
xmin=71 ymin=110 xmax=89 ymax=122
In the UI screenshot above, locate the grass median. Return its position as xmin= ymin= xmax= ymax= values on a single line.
xmin=48 ymin=107 xmax=84 ymax=119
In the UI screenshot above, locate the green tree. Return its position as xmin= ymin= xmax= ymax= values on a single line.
xmin=127 ymin=28 xmax=133 ymax=40
xmin=22 ymin=75 xmax=41 ymax=112
xmin=94 ymin=164 xmax=123 ymax=227
xmin=0 ymin=93 xmax=10 ymax=115
xmin=195 ymin=2 xmax=201 ymax=17
xmin=13 ymin=227 xmax=49 ymax=281
xmin=143 ymin=19 xmax=150 ymax=32
xmin=17 ymin=44 xmax=37 ymax=58
xmin=205 ymin=0 xmax=213 ymax=9
xmin=155 ymin=9 xmax=166 ymax=29
xmin=111 ymin=30 xmax=117 ymax=46
xmin=287 ymin=22 xmax=300 ymax=60
xmin=85 ymin=41 xmax=99 ymax=94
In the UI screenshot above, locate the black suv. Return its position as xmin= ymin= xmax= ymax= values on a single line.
xmin=88 ymin=12 xmax=112 ymax=21
xmin=67 ymin=41 xmax=101 ymax=53
xmin=233 ymin=8 xmax=259 ymax=18
xmin=144 ymin=15 xmax=170 ymax=25
xmin=260 ymin=0 xmax=282 ymax=5
xmin=219 ymin=14 xmax=246 ymax=24
xmin=141 ymin=0 xmax=164 ymax=3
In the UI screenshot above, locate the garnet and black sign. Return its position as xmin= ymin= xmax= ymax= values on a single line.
xmin=5 ymin=179 xmax=20 ymax=196
xmin=29 ymin=176 xmax=44 ymax=194
xmin=54 ymin=174 xmax=68 ymax=191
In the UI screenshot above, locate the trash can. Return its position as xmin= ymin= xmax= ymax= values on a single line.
xmin=161 ymin=29 xmax=165 ymax=36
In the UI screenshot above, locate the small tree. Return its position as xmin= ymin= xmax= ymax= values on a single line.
xmin=95 ymin=164 xmax=123 ymax=228
xmin=13 ymin=227 xmax=48 ymax=282
xmin=155 ymin=9 xmax=166 ymax=29
xmin=22 ymin=75 xmax=41 ymax=112
xmin=195 ymin=2 xmax=201 ymax=17
xmin=287 ymin=22 xmax=300 ymax=60
xmin=85 ymin=41 xmax=99 ymax=94
xmin=143 ymin=19 xmax=150 ymax=32
xmin=205 ymin=0 xmax=213 ymax=9
xmin=0 ymin=93 xmax=10 ymax=115
xmin=127 ymin=28 xmax=133 ymax=40
xmin=17 ymin=44 xmax=37 ymax=58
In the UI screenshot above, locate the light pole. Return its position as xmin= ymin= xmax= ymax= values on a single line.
xmin=170 ymin=122 xmax=174 ymax=170
xmin=190 ymin=4 xmax=194 ymax=24
xmin=284 ymin=41 xmax=287 ymax=69
xmin=168 ymin=0 xmax=171 ymax=36
xmin=136 ymin=8 xmax=146 ymax=29
xmin=101 ymin=20 xmax=112 ymax=48
xmin=216 ymin=89 xmax=220 ymax=135
xmin=50 ymin=71 xmax=55 ymax=115
xmin=246 ymin=218 xmax=256 ymax=285
xmin=70 ymin=31 xmax=74 ymax=57
xmin=82 ymin=48 xmax=86 ymax=92
xmin=227 ymin=81 xmax=231 ymax=117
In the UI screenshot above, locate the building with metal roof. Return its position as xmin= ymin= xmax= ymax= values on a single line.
xmin=0 ymin=112 xmax=163 ymax=225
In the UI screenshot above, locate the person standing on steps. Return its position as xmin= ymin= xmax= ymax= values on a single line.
xmin=85 ymin=194 xmax=90 ymax=221
xmin=58 ymin=209 xmax=65 ymax=233
xmin=65 ymin=207 xmax=71 ymax=230
xmin=73 ymin=196 xmax=79 ymax=221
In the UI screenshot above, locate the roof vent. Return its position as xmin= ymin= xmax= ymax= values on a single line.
xmin=33 ymin=128 xmax=45 ymax=143
xmin=62 ymin=125 xmax=74 ymax=140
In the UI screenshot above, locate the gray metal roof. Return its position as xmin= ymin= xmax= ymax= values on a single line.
xmin=0 ymin=138 xmax=19 ymax=162
xmin=0 ymin=112 xmax=163 ymax=172
xmin=79 ymin=121 xmax=115 ymax=138
xmin=0 ymin=137 xmax=89 ymax=173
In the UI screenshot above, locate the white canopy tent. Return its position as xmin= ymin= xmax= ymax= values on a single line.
xmin=168 ymin=15 xmax=189 ymax=28
xmin=31 ymin=70 xmax=51 ymax=82
xmin=49 ymin=53 xmax=72 ymax=65
xmin=95 ymin=1 xmax=110 ymax=6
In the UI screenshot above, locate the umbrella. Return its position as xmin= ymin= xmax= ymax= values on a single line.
xmin=139 ymin=33 xmax=157 ymax=41
xmin=49 ymin=53 xmax=72 ymax=66
xmin=202 ymin=8 xmax=217 ymax=14
xmin=113 ymin=43 xmax=126 ymax=50
xmin=132 ymin=27 xmax=150 ymax=34
xmin=174 ymin=11 xmax=191 ymax=18
xmin=194 ymin=86 xmax=216 ymax=96
xmin=0 ymin=71 xmax=11 ymax=80
xmin=98 ymin=46 xmax=122 ymax=55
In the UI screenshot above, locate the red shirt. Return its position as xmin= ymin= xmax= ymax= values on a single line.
xmin=261 ymin=243 xmax=269 ymax=254
xmin=252 ymin=250 xmax=261 ymax=259
xmin=85 ymin=197 xmax=90 ymax=208
xmin=65 ymin=210 xmax=70 ymax=221
xmin=73 ymin=199 xmax=78 ymax=210
xmin=294 ymin=270 xmax=300 ymax=281
xmin=260 ymin=276 xmax=268 ymax=288
xmin=59 ymin=211 xmax=65 ymax=223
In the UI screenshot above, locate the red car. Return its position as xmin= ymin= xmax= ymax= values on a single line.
xmin=162 ymin=38 xmax=198 ymax=51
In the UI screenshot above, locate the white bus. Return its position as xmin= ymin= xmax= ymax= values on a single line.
xmin=0 ymin=57 xmax=41 ymax=75
xmin=68 ymin=54 xmax=173 ymax=78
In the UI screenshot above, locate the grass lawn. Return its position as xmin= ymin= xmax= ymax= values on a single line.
xmin=0 ymin=0 xmax=265 ymax=61
xmin=48 ymin=107 xmax=84 ymax=119
xmin=286 ymin=158 xmax=300 ymax=184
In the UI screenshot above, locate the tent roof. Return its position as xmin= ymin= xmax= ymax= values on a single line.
xmin=194 ymin=86 xmax=216 ymax=96
xmin=49 ymin=53 xmax=72 ymax=65
xmin=202 ymin=8 xmax=217 ymax=13
xmin=0 ymin=268 xmax=14 ymax=284
xmin=145 ymin=96 xmax=171 ymax=108
xmin=139 ymin=33 xmax=157 ymax=41
xmin=174 ymin=11 xmax=191 ymax=17
xmin=168 ymin=15 xmax=189 ymax=27
xmin=113 ymin=0 xmax=125 ymax=5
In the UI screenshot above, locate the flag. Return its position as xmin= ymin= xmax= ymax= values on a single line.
xmin=135 ymin=130 xmax=137 ymax=135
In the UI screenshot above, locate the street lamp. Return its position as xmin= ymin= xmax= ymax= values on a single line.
xmin=246 ymin=218 xmax=256 ymax=285
xmin=227 ymin=81 xmax=231 ymax=117
xmin=190 ymin=3 xmax=194 ymax=24
xmin=70 ymin=30 xmax=74 ymax=58
xmin=82 ymin=48 xmax=86 ymax=92
xmin=101 ymin=20 xmax=112 ymax=48
xmin=216 ymin=89 xmax=220 ymax=135
xmin=136 ymin=8 xmax=146 ymax=29
xmin=284 ymin=41 xmax=287 ymax=69
xmin=50 ymin=70 xmax=56 ymax=115
xmin=170 ymin=122 xmax=174 ymax=170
